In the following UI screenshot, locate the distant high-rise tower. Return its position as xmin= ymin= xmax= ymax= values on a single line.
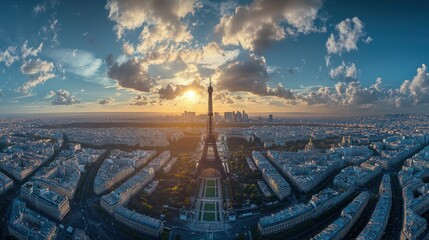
xmin=194 ymin=79 xmax=226 ymax=178
xmin=304 ymin=137 xmax=316 ymax=153
xmin=268 ymin=114 xmax=273 ymax=123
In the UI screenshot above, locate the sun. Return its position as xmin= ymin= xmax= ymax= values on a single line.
xmin=183 ymin=90 xmax=198 ymax=102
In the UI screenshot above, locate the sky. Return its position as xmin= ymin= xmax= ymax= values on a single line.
xmin=0 ymin=0 xmax=428 ymax=115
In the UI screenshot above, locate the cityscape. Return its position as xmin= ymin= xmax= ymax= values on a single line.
xmin=1 ymin=0 xmax=429 ymax=240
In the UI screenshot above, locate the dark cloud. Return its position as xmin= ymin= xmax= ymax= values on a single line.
xmin=157 ymin=80 xmax=204 ymax=100
xmin=105 ymin=53 xmax=114 ymax=67
xmin=107 ymin=57 xmax=155 ymax=92
xmin=128 ymin=95 xmax=149 ymax=106
xmin=216 ymin=54 xmax=295 ymax=99
xmin=49 ymin=89 xmax=80 ymax=105
xmin=98 ymin=97 xmax=115 ymax=105
xmin=214 ymin=91 xmax=235 ymax=104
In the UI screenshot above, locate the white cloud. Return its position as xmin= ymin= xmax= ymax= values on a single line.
xmin=300 ymin=64 xmax=429 ymax=109
xmin=394 ymin=64 xmax=429 ymax=106
xmin=219 ymin=0 xmax=238 ymax=16
xmin=39 ymin=16 xmax=60 ymax=46
xmin=21 ymin=41 xmax=44 ymax=59
xmin=329 ymin=62 xmax=357 ymax=82
xmin=33 ymin=0 xmax=59 ymax=15
xmin=0 ymin=46 xmax=20 ymax=67
xmin=185 ymin=42 xmax=240 ymax=70
xmin=47 ymin=49 xmax=102 ymax=78
xmin=50 ymin=89 xmax=80 ymax=105
xmin=299 ymin=78 xmax=383 ymax=107
xmin=17 ymin=73 xmax=56 ymax=94
xmin=215 ymin=0 xmax=324 ymax=52
xmin=326 ymin=17 xmax=367 ymax=55
xmin=33 ymin=4 xmax=46 ymax=15
xmin=363 ymin=36 xmax=373 ymax=44
xmin=20 ymin=58 xmax=54 ymax=75
xmin=105 ymin=0 xmax=196 ymax=53
xmin=122 ymin=42 xmax=134 ymax=56
xmin=45 ymin=90 xmax=55 ymax=99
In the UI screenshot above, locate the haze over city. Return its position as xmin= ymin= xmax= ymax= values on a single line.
xmin=1 ymin=1 xmax=429 ymax=240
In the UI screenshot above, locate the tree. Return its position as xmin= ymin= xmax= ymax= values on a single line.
xmin=238 ymin=232 xmax=245 ymax=240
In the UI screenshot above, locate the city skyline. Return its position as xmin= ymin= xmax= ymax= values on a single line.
xmin=1 ymin=0 xmax=429 ymax=115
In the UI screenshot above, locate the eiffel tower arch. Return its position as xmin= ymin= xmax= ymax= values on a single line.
xmin=194 ymin=79 xmax=226 ymax=178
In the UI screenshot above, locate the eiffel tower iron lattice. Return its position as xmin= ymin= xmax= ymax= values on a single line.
xmin=194 ymin=79 xmax=226 ymax=178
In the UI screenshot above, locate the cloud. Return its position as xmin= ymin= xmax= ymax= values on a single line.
xmin=214 ymin=91 xmax=235 ymax=104
xmin=393 ymin=64 xmax=429 ymax=106
xmin=326 ymin=17 xmax=368 ymax=55
xmin=219 ymin=0 xmax=238 ymax=16
xmin=299 ymin=79 xmax=383 ymax=107
xmin=329 ymin=62 xmax=357 ymax=82
xmin=20 ymin=59 xmax=54 ymax=75
xmin=21 ymin=41 xmax=44 ymax=59
xmin=33 ymin=5 xmax=46 ymax=15
xmin=215 ymin=54 xmax=294 ymax=99
xmin=18 ymin=73 xmax=56 ymax=94
xmin=140 ymin=41 xmax=239 ymax=71
xmin=107 ymin=57 xmax=155 ymax=92
xmin=128 ymin=94 xmax=149 ymax=106
xmin=98 ymin=97 xmax=115 ymax=105
xmin=215 ymin=0 xmax=324 ymax=52
xmin=287 ymin=59 xmax=305 ymax=74
xmin=363 ymin=36 xmax=373 ymax=44
xmin=39 ymin=16 xmax=60 ymax=46
xmin=33 ymin=0 xmax=59 ymax=15
xmin=47 ymin=49 xmax=102 ymax=78
xmin=298 ymin=64 xmax=429 ymax=109
xmin=49 ymin=89 xmax=80 ymax=105
xmin=122 ymin=42 xmax=134 ymax=55
xmin=0 ymin=46 xmax=19 ymax=67
xmin=196 ymin=42 xmax=240 ymax=70
xmin=105 ymin=0 xmax=196 ymax=53
xmin=157 ymin=79 xmax=204 ymax=100
xmin=0 ymin=89 xmax=3 ymax=97
xmin=105 ymin=53 xmax=115 ymax=67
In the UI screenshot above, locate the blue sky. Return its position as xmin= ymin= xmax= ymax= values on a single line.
xmin=0 ymin=0 xmax=428 ymax=114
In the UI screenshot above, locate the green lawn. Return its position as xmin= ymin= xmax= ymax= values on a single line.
xmin=203 ymin=212 xmax=216 ymax=221
xmin=206 ymin=179 xmax=216 ymax=187
xmin=204 ymin=202 xmax=216 ymax=211
xmin=205 ymin=187 xmax=216 ymax=197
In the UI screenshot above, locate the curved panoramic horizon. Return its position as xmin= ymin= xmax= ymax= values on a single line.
xmin=1 ymin=1 xmax=429 ymax=239
xmin=0 ymin=0 xmax=428 ymax=115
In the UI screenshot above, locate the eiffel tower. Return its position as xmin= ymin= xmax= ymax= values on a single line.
xmin=194 ymin=79 xmax=226 ymax=178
